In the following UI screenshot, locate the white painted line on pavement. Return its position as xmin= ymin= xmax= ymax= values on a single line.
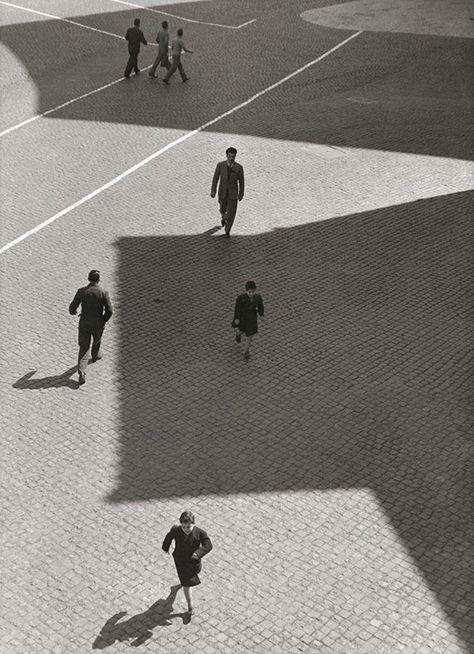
xmin=109 ymin=0 xmax=256 ymax=30
xmin=346 ymin=97 xmax=378 ymax=104
xmin=0 ymin=0 xmax=126 ymax=41
xmin=0 ymin=0 xmax=160 ymax=137
xmin=235 ymin=19 xmax=257 ymax=29
xmin=0 ymin=69 xmax=150 ymax=138
xmin=0 ymin=30 xmax=362 ymax=255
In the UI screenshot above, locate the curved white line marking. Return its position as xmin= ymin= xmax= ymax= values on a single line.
xmin=0 ymin=1 xmax=125 ymax=40
xmin=236 ymin=19 xmax=257 ymax=29
xmin=109 ymin=0 xmax=256 ymax=29
xmin=0 ymin=69 xmax=153 ymax=138
xmin=0 ymin=31 xmax=362 ymax=255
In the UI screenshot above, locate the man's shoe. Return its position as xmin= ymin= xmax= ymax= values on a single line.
xmin=182 ymin=77 xmax=189 ymax=83
xmin=221 ymin=214 xmax=227 ymax=227
xmin=224 ymin=232 xmax=230 ymax=238
xmin=92 ymin=355 xmax=102 ymax=363
xmin=135 ymin=69 xmax=140 ymax=75
xmin=235 ymin=332 xmax=241 ymax=344
xmin=124 ymin=74 xmax=130 ymax=78
xmin=244 ymin=351 xmax=250 ymax=361
xmin=162 ymin=79 xmax=170 ymax=85
xmin=78 ymin=373 xmax=86 ymax=385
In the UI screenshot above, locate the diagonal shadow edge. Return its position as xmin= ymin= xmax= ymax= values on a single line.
xmin=1 ymin=7 xmax=473 ymax=160
xmin=109 ymin=190 xmax=474 ymax=648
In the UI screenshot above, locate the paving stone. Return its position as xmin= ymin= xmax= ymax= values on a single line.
xmin=1 ymin=1 xmax=473 ymax=654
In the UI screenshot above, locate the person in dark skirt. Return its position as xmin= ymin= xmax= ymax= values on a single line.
xmin=232 ymin=280 xmax=264 ymax=361
xmin=162 ymin=511 xmax=212 ymax=615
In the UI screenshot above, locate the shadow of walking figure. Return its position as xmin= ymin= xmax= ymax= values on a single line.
xmin=12 ymin=367 xmax=79 ymax=390
xmin=92 ymin=586 xmax=186 ymax=649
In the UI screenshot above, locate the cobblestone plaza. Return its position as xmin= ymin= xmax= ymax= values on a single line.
xmin=1 ymin=1 xmax=473 ymax=652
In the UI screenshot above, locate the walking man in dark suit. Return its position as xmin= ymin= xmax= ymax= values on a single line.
xmin=148 ymin=20 xmax=171 ymax=77
xmin=69 ymin=270 xmax=113 ymax=385
xmin=210 ymin=147 xmax=244 ymax=238
xmin=124 ymin=18 xmax=147 ymax=78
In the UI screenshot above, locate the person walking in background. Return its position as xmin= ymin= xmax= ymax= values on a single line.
xmin=69 ymin=270 xmax=113 ymax=385
xmin=162 ymin=511 xmax=213 ymax=617
xmin=232 ymin=281 xmax=264 ymax=361
xmin=162 ymin=28 xmax=192 ymax=84
xmin=210 ymin=147 xmax=244 ymax=238
xmin=124 ymin=17 xmax=147 ymax=78
xmin=148 ymin=20 xmax=171 ymax=77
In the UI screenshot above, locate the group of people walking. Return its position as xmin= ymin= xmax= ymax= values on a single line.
xmin=69 ymin=146 xmax=262 ymax=383
xmin=69 ymin=268 xmax=264 ymax=384
xmin=67 ymin=145 xmax=263 ymax=614
xmin=53 ymin=9 xmax=270 ymax=625
xmin=124 ymin=18 xmax=192 ymax=84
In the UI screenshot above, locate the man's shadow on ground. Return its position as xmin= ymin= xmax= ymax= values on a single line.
xmin=92 ymin=586 xmax=189 ymax=649
xmin=13 ymin=366 xmax=78 ymax=390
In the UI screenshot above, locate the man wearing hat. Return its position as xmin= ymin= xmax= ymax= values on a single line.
xmin=69 ymin=270 xmax=113 ymax=385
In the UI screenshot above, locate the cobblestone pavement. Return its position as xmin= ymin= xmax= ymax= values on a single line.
xmin=302 ymin=0 xmax=474 ymax=38
xmin=1 ymin=1 xmax=473 ymax=653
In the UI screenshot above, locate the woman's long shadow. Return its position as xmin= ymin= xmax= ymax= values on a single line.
xmin=13 ymin=367 xmax=78 ymax=390
xmin=92 ymin=586 xmax=188 ymax=649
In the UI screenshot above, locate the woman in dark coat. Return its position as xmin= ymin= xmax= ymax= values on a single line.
xmin=162 ymin=511 xmax=213 ymax=615
xmin=232 ymin=280 xmax=264 ymax=360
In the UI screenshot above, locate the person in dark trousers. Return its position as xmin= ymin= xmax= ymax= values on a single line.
xmin=162 ymin=28 xmax=192 ymax=84
xmin=69 ymin=270 xmax=113 ymax=385
xmin=210 ymin=147 xmax=244 ymax=238
xmin=162 ymin=511 xmax=212 ymax=616
xmin=148 ymin=20 xmax=171 ymax=77
xmin=124 ymin=18 xmax=147 ymax=78
xmin=232 ymin=281 xmax=264 ymax=361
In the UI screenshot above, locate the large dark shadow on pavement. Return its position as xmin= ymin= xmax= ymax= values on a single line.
xmin=1 ymin=2 xmax=473 ymax=160
xmin=111 ymin=190 xmax=473 ymax=648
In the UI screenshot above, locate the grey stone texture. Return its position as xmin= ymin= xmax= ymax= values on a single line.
xmin=1 ymin=1 xmax=473 ymax=653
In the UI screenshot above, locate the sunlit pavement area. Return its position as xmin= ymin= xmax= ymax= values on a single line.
xmin=1 ymin=1 xmax=473 ymax=652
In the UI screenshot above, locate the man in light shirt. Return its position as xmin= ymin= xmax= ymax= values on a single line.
xmin=163 ymin=28 xmax=193 ymax=84
xmin=148 ymin=20 xmax=171 ymax=78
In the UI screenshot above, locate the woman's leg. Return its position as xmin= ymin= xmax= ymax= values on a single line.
xmin=183 ymin=586 xmax=193 ymax=612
